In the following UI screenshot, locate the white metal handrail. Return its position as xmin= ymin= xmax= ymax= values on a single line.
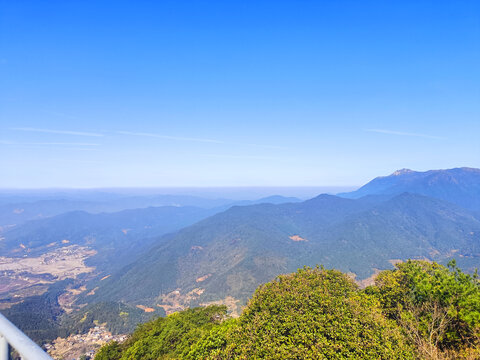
xmin=0 ymin=312 xmax=53 ymax=360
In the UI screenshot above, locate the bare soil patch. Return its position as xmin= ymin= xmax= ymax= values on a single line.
xmin=289 ymin=235 xmax=307 ymax=242
xmin=157 ymin=288 xmax=205 ymax=315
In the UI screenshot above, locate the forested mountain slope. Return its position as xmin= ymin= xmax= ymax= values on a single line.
xmin=0 ymin=206 xmax=219 ymax=273
xmin=90 ymin=192 xmax=480 ymax=309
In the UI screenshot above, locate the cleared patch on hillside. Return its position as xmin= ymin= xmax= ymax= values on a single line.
xmin=196 ymin=274 xmax=212 ymax=282
xmin=200 ymin=296 xmax=241 ymax=317
xmin=136 ymin=305 xmax=155 ymax=313
xmin=58 ymin=285 xmax=88 ymax=313
xmin=157 ymin=288 xmax=205 ymax=315
xmin=289 ymin=235 xmax=307 ymax=242
xmin=87 ymin=287 xmax=99 ymax=296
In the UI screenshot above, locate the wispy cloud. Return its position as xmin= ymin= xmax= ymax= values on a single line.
xmin=12 ymin=127 xmax=104 ymax=137
xmin=199 ymin=154 xmax=284 ymax=161
xmin=0 ymin=140 xmax=99 ymax=146
xmin=366 ymin=129 xmax=444 ymax=140
xmin=117 ymin=131 xmax=225 ymax=144
xmin=117 ymin=131 xmax=288 ymax=149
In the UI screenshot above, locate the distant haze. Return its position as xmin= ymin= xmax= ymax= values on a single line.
xmin=0 ymin=186 xmax=357 ymax=201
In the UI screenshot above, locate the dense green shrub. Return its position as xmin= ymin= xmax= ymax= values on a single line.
xmin=96 ymin=305 xmax=227 ymax=360
xmin=96 ymin=261 xmax=480 ymax=360
xmin=94 ymin=341 xmax=122 ymax=360
xmin=202 ymin=266 xmax=414 ymax=359
xmin=368 ymin=260 xmax=480 ymax=358
xmin=185 ymin=318 xmax=238 ymax=359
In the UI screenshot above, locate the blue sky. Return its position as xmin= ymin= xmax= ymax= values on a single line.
xmin=1 ymin=0 xmax=479 ymax=188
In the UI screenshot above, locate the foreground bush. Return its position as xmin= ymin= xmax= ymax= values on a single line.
xmin=95 ymin=305 xmax=227 ymax=360
xmin=368 ymin=260 xmax=480 ymax=359
xmin=96 ymin=261 xmax=480 ymax=359
xmin=194 ymin=266 xmax=414 ymax=359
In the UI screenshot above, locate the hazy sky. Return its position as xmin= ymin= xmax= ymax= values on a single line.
xmin=1 ymin=1 xmax=479 ymax=188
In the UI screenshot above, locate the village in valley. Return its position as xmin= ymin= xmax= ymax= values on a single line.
xmin=45 ymin=325 xmax=127 ymax=360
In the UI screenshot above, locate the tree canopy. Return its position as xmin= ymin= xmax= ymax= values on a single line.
xmin=95 ymin=261 xmax=480 ymax=360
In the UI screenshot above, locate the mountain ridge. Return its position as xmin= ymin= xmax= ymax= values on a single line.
xmin=340 ymin=167 xmax=480 ymax=211
xmin=89 ymin=189 xmax=480 ymax=308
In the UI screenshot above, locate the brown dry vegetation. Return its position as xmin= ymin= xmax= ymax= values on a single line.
xmin=0 ymin=246 xmax=96 ymax=307
xmin=289 ymin=234 xmax=307 ymax=241
xmin=136 ymin=305 xmax=156 ymax=313
xmin=157 ymin=288 xmax=206 ymax=315
xmin=196 ymin=274 xmax=211 ymax=282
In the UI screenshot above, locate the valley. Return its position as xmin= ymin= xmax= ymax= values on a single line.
xmin=0 ymin=245 xmax=96 ymax=309
xmin=45 ymin=326 xmax=128 ymax=360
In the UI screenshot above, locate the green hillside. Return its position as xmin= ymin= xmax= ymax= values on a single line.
xmin=1 ymin=205 xmax=219 ymax=273
xmin=90 ymin=193 xmax=480 ymax=310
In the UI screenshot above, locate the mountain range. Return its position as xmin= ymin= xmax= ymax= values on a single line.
xmin=340 ymin=167 xmax=480 ymax=211
xmin=88 ymin=168 xmax=480 ymax=311
xmin=0 ymin=195 xmax=300 ymax=272
xmin=2 ymin=167 xmax=480 ymax=341
xmin=0 ymin=194 xmax=234 ymax=228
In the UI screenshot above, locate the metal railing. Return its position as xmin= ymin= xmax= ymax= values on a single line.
xmin=0 ymin=312 xmax=53 ymax=360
